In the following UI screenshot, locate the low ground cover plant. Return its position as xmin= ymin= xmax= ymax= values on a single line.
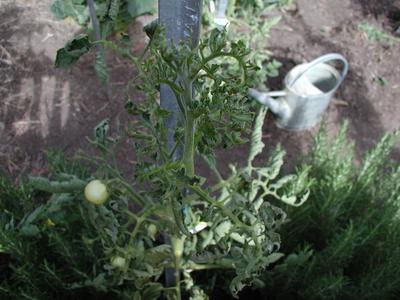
xmin=260 ymin=124 xmax=400 ymax=300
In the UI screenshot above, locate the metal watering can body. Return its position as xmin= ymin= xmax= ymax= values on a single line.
xmin=250 ymin=54 xmax=349 ymax=131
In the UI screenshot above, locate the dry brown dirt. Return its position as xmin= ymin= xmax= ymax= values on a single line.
xmin=260 ymin=0 xmax=400 ymax=169
xmin=1 ymin=0 xmax=399 ymax=179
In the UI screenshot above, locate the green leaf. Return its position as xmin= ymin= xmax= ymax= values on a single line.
xmin=94 ymin=51 xmax=109 ymax=83
xmin=144 ymin=19 xmax=159 ymax=39
xmin=107 ymin=0 xmax=120 ymax=21
xmin=127 ymin=0 xmax=156 ymax=18
xmin=86 ymin=273 xmax=108 ymax=292
xmin=55 ymin=35 xmax=91 ymax=68
xmin=18 ymin=205 xmax=45 ymax=236
xmin=200 ymin=230 xmax=214 ymax=249
xmin=51 ymin=0 xmax=89 ymax=24
xmin=133 ymin=292 xmax=141 ymax=300
xmin=374 ymin=76 xmax=388 ymax=86
xmin=144 ymin=245 xmax=171 ymax=265
xmin=359 ymin=129 xmax=400 ymax=184
xmin=29 ymin=175 xmax=86 ymax=193
xmin=229 ymin=276 xmax=247 ymax=298
xmin=214 ymin=220 xmax=232 ymax=240
xmin=98 ymin=0 xmax=121 ymax=39
xmin=20 ymin=224 xmax=40 ymax=237
xmin=171 ymin=197 xmax=191 ymax=236
xmin=256 ymin=146 xmax=285 ymax=180
xmin=142 ymin=283 xmax=163 ymax=300
xmin=51 ymin=0 xmax=89 ymax=25
xmin=265 ymin=252 xmax=284 ymax=264
xmin=248 ymin=107 xmax=268 ymax=167
xmin=94 ymin=118 xmax=113 ymax=150
xmin=24 ymin=205 xmax=45 ymax=225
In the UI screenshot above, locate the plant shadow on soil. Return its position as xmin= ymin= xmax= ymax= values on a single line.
xmin=0 ymin=3 xmax=137 ymax=178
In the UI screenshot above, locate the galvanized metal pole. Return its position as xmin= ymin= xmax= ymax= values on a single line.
xmin=158 ymin=0 xmax=202 ymax=288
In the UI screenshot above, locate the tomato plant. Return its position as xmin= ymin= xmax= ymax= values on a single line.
xmin=21 ymin=1 xmax=313 ymax=300
xmin=28 ymin=27 xmax=312 ymax=299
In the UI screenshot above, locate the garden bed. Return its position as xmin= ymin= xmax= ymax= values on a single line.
xmin=1 ymin=1 xmax=400 ymax=299
xmin=1 ymin=0 xmax=400 ymax=178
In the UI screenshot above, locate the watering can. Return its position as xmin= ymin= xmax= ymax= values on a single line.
xmin=213 ymin=0 xmax=230 ymax=29
xmin=249 ymin=53 xmax=349 ymax=131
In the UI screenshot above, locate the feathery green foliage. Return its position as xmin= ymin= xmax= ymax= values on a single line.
xmin=213 ymin=0 xmax=283 ymax=89
xmin=0 ymin=156 xmax=124 ymax=299
xmin=261 ymin=123 xmax=400 ymax=300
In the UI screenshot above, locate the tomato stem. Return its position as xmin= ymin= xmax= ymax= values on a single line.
xmin=171 ymin=235 xmax=185 ymax=299
xmin=182 ymin=77 xmax=196 ymax=177
xmin=183 ymin=114 xmax=196 ymax=177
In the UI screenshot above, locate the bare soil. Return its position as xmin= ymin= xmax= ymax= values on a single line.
xmin=1 ymin=0 xmax=400 ymax=180
xmin=263 ymin=0 xmax=400 ymax=168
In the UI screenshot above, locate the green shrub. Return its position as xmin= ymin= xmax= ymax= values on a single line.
xmin=261 ymin=123 xmax=400 ymax=300
xmin=0 ymin=153 xmax=126 ymax=299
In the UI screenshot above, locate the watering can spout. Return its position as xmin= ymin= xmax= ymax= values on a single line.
xmin=248 ymin=88 xmax=289 ymax=119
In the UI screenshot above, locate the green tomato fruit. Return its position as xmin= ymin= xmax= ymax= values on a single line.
xmin=147 ymin=224 xmax=157 ymax=239
xmin=111 ymin=256 xmax=126 ymax=269
xmin=84 ymin=180 xmax=109 ymax=205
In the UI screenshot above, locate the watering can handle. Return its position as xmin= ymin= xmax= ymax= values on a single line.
xmin=288 ymin=53 xmax=349 ymax=90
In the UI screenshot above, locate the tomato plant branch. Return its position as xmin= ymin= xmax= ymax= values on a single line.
xmin=186 ymin=260 xmax=234 ymax=271
xmin=93 ymin=40 xmax=137 ymax=65
xmin=191 ymin=52 xmax=248 ymax=82
xmin=171 ymin=235 xmax=185 ymax=299
xmin=183 ymin=115 xmax=196 ymax=177
xmin=87 ymin=0 xmax=112 ymax=100
xmin=188 ymin=185 xmax=253 ymax=231
xmin=181 ymin=76 xmax=196 ymax=177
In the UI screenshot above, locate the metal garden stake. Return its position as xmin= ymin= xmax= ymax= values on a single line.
xmin=159 ymin=0 xmax=202 ymax=153
xmin=158 ymin=0 xmax=202 ymax=287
